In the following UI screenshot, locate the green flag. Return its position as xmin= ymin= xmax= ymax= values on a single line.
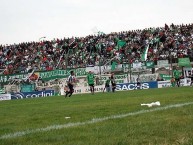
xmin=141 ymin=44 xmax=149 ymax=62
xmin=111 ymin=61 xmax=117 ymax=71
xmin=117 ymin=40 xmax=126 ymax=48
xmin=146 ymin=61 xmax=155 ymax=68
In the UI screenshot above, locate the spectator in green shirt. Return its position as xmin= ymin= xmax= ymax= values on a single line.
xmin=87 ymin=71 xmax=95 ymax=94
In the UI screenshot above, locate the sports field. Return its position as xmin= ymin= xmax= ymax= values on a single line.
xmin=0 ymin=87 xmax=193 ymax=145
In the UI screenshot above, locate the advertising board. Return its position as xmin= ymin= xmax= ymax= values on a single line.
xmin=11 ymin=90 xmax=55 ymax=99
xmin=116 ymin=82 xmax=158 ymax=91
xmin=0 ymin=94 xmax=11 ymax=101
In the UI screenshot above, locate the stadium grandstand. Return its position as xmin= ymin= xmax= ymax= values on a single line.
xmin=0 ymin=23 xmax=193 ymax=94
xmin=0 ymin=23 xmax=193 ymax=75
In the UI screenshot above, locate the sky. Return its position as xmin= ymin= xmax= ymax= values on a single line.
xmin=0 ymin=0 xmax=193 ymax=45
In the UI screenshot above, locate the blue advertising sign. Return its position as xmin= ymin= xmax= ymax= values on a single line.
xmin=11 ymin=90 xmax=55 ymax=100
xmin=116 ymin=81 xmax=158 ymax=91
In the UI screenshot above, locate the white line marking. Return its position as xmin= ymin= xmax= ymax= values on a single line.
xmin=1 ymin=102 xmax=193 ymax=139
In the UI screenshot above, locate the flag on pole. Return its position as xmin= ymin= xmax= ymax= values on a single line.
xmin=141 ymin=44 xmax=149 ymax=61
xmin=111 ymin=61 xmax=117 ymax=71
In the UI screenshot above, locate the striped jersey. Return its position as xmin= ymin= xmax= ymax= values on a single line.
xmin=67 ymin=75 xmax=75 ymax=84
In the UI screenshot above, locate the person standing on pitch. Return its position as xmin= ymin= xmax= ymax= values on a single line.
xmin=87 ymin=71 xmax=95 ymax=95
xmin=65 ymin=71 xmax=76 ymax=97
xmin=103 ymin=77 xmax=111 ymax=92
xmin=136 ymin=75 xmax=141 ymax=90
xmin=110 ymin=73 xmax=116 ymax=92
xmin=173 ymin=67 xmax=181 ymax=87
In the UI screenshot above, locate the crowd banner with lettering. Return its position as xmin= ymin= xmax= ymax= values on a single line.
xmin=0 ymin=68 xmax=87 ymax=83
xmin=39 ymin=68 xmax=87 ymax=81
xmin=0 ymin=73 xmax=28 ymax=83
xmin=146 ymin=61 xmax=155 ymax=68
xmin=130 ymin=73 xmax=158 ymax=83
xmin=159 ymin=74 xmax=172 ymax=81
xmin=132 ymin=62 xmax=142 ymax=69
xmin=178 ymin=58 xmax=191 ymax=67
xmin=86 ymin=65 xmax=123 ymax=74
xmin=157 ymin=60 xmax=169 ymax=67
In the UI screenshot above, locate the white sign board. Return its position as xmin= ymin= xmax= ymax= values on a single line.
xmin=0 ymin=94 xmax=11 ymax=101
xmin=158 ymin=81 xmax=171 ymax=88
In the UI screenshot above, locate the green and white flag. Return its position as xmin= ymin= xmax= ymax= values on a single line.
xmin=141 ymin=44 xmax=149 ymax=62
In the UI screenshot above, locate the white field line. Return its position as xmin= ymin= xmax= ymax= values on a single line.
xmin=1 ymin=102 xmax=193 ymax=139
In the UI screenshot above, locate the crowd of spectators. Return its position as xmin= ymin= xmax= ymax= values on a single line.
xmin=0 ymin=23 xmax=193 ymax=75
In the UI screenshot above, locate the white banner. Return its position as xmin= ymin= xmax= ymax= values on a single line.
xmin=132 ymin=62 xmax=142 ymax=69
xmin=158 ymin=78 xmax=191 ymax=88
xmin=158 ymin=81 xmax=171 ymax=88
xmin=157 ymin=60 xmax=169 ymax=67
xmin=60 ymin=85 xmax=107 ymax=95
xmin=180 ymin=78 xmax=191 ymax=86
xmin=86 ymin=64 xmax=123 ymax=74
xmin=131 ymin=73 xmax=158 ymax=83
xmin=0 ymin=94 xmax=11 ymax=101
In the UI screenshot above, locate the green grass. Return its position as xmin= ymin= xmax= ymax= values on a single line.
xmin=0 ymin=87 xmax=193 ymax=145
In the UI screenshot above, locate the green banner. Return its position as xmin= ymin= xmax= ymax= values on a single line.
xmin=0 ymin=68 xmax=87 ymax=83
xmin=159 ymin=74 xmax=172 ymax=81
xmin=38 ymin=68 xmax=87 ymax=81
xmin=146 ymin=61 xmax=155 ymax=68
xmin=178 ymin=58 xmax=191 ymax=67
xmin=0 ymin=73 xmax=28 ymax=84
